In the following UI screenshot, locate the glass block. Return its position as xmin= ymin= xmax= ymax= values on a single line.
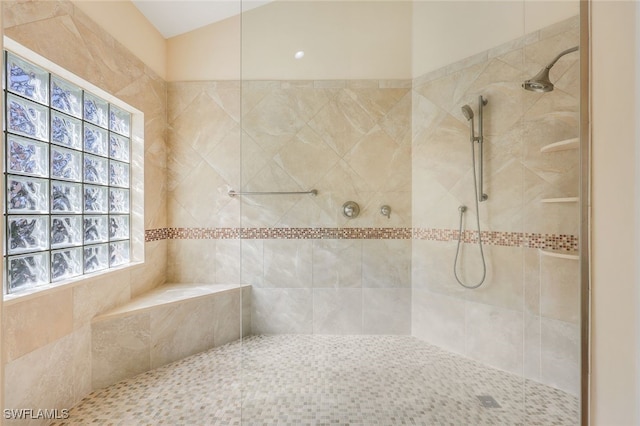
xmin=51 ymin=146 xmax=82 ymax=182
xmin=109 ymin=133 xmax=130 ymax=163
xmin=109 ymin=160 xmax=130 ymax=188
xmin=109 ymin=240 xmax=130 ymax=267
xmin=7 ymin=93 xmax=49 ymax=141
xmin=7 ymin=215 xmax=49 ymax=255
xmin=6 ymin=52 xmax=49 ymax=105
xmin=84 ymin=185 xmax=108 ymax=213
xmin=84 ymin=123 xmax=108 ymax=157
xmin=6 ymin=134 xmax=48 ymax=177
xmin=51 ymin=181 xmax=82 ymax=214
xmin=109 ymin=104 xmax=130 ymax=136
xmin=109 ymin=188 xmax=130 ymax=213
xmin=51 ymin=247 xmax=83 ymax=282
xmin=50 ymin=76 xmax=82 ymax=118
xmin=7 ymin=175 xmax=49 ymax=214
xmin=84 ymin=154 xmax=108 ymax=185
xmin=7 ymin=252 xmax=49 ymax=293
xmin=109 ymin=215 xmax=129 ymax=241
xmin=51 ymin=111 xmax=82 ymax=150
xmin=84 ymin=243 xmax=108 ymax=273
xmin=84 ymin=92 xmax=108 ymax=128
xmin=84 ymin=215 xmax=109 ymax=244
xmin=51 ymin=216 xmax=82 ymax=249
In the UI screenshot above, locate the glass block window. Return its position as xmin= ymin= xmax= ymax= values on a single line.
xmin=4 ymin=51 xmax=132 ymax=294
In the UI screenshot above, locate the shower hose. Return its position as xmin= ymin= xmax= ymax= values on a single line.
xmin=453 ymin=139 xmax=487 ymax=289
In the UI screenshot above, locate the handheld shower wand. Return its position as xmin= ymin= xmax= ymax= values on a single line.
xmin=454 ymin=96 xmax=488 ymax=289
xmin=461 ymin=97 xmax=488 ymax=202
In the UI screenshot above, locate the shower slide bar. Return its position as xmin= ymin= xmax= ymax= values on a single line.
xmin=228 ymin=189 xmax=318 ymax=197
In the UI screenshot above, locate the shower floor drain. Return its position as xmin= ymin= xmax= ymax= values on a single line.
xmin=477 ymin=395 xmax=501 ymax=408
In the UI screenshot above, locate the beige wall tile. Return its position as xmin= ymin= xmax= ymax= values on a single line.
xmin=362 ymin=240 xmax=411 ymax=289
xmin=362 ymin=288 xmax=411 ymax=335
xmin=251 ymin=288 xmax=313 ymax=334
xmin=149 ymin=298 xmax=216 ymax=369
xmin=313 ymin=288 xmax=363 ymax=334
xmin=4 ymin=289 xmax=73 ymax=362
xmin=263 ymin=240 xmax=312 ymax=288
xmin=465 ymin=301 xmax=524 ymax=375
xmin=312 ymin=240 xmax=362 ymax=288
xmin=91 ymin=313 xmax=151 ymax=390
xmin=4 ymin=332 xmax=76 ymax=425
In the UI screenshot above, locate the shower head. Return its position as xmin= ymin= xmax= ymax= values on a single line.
xmin=522 ymin=67 xmax=554 ymax=92
xmin=522 ymin=45 xmax=579 ymax=93
xmin=461 ymin=105 xmax=474 ymax=121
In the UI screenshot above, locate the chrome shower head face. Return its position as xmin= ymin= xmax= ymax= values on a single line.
xmin=461 ymin=105 xmax=474 ymax=121
xmin=522 ymin=67 xmax=554 ymax=92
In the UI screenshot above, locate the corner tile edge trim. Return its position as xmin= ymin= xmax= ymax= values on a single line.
xmin=145 ymin=227 xmax=578 ymax=251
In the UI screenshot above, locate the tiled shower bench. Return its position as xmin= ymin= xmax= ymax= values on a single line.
xmin=90 ymin=283 xmax=251 ymax=390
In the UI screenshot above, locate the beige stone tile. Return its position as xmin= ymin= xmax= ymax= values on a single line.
xmin=412 ymin=112 xmax=472 ymax=193
xmin=362 ymin=288 xmax=411 ymax=335
xmin=312 ymin=239 xmax=362 ymax=288
xmin=344 ymin=126 xmax=411 ymax=192
xmin=91 ymin=312 xmax=151 ymax=390
xmin=167 ymin=239 xmax=217 ymax=283
xmin=412 ymin=289 xmax=466 ymax=355
xmin=4 ymin=288 xmax=74 ymax=362
xmin=524 ymin=313 xmax=541 ymax=381
xmin=465 ymin=301 xmax=524 ymax=375
xmin=72 ymin=269 xmax=131 ymax=328
xmin=149 ymin=298 xmax=216 ymax=369
xmin=362 ymin=239 xmax=411 ymax=289
xmin=202 ymin=124 xmax=242 ymax=190
xmin=240 ymin=239 xmax=263 ymax=287
xmin=414 ymin=61 xmax=487 ymax=115
xmin=345 ymin=87 xmax=409 ymax=122
xmin=170 ymin=161 xmax=234 ymax=228
xmin=130 ymin=240 xmax=166 ymax=297
xmin=213 ymin=289 xmax=242 ymax=346
xmin=273 ymin=125 xmax=341 ymax=190
xmin=313 ymin=288 xmax=363 ymax=334
xmin=4 ymin=331 xmax=76 ymax=422
xmin=380 ymin=91 xmax=412 ymax=146
xmin=251 ymin=288 xmax=313 ymax=334
xmin=412 ymin=240 xmax=468 ymax=298
xmin=464 ymin=245 xmax=524 ymax=311
xmin=215 ymin=240 xmax=242 ymax=284
xmin=263 ymin=239 xmax=312 ymax=288
xmin=73 ymin=325 xmax=92 ymax=403
xmin=540 ymin=253 xmax=580 ymax=324
xmin=523 ymin=247 xmax=541 ymax=315
xmin=308 ymin=91 xmax=376 ymax=157
xmin=540 ymin=318 xmax=580 ymax=397
xmin=242 ymin=286 xmax=252 ymax=337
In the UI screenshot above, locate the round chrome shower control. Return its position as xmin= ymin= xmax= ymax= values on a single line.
xmin=342 ymin=201 xmax=360 ymax=218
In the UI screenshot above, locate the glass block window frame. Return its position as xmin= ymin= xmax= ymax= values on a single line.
xmin=3 ymin=50 xmax=133 ymax=294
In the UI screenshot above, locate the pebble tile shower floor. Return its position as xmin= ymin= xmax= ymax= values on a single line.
xmin=54 ymin=335 xmax=579 ymax=425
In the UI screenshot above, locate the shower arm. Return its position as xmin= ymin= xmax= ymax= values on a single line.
xmin=543 ymin=46 xmax=579 ymax=71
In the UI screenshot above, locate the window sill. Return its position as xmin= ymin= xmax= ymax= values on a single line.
xmin=3 ymin=260 xmax=145 ymax=306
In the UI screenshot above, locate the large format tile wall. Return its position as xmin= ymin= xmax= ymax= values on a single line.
xmin=411 ymin=16 xmax=580 ymax=395
xmin=2 ymin=0 xmax=167 ymax=421
xmin=167 ymin=80 xmax=414 ymax=335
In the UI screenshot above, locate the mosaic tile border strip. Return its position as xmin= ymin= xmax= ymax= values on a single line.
xmin=145 ymin=227 xmax=578 ymax=251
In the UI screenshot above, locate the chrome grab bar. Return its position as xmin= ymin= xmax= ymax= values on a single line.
xmin=228 ymin=189 xmax=318 ymax=197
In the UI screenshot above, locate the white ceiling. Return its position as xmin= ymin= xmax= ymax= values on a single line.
xmin=132 ymin=1 xmax=271 ymax=39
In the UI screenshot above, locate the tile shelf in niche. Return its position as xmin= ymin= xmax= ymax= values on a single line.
xmin=539 ymin=249 xmax=579 ymax=261
xmin=540 ymin=137 xmax=579 ymax=153
xmin=540 ymin=197 xmax=579 ymax=203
